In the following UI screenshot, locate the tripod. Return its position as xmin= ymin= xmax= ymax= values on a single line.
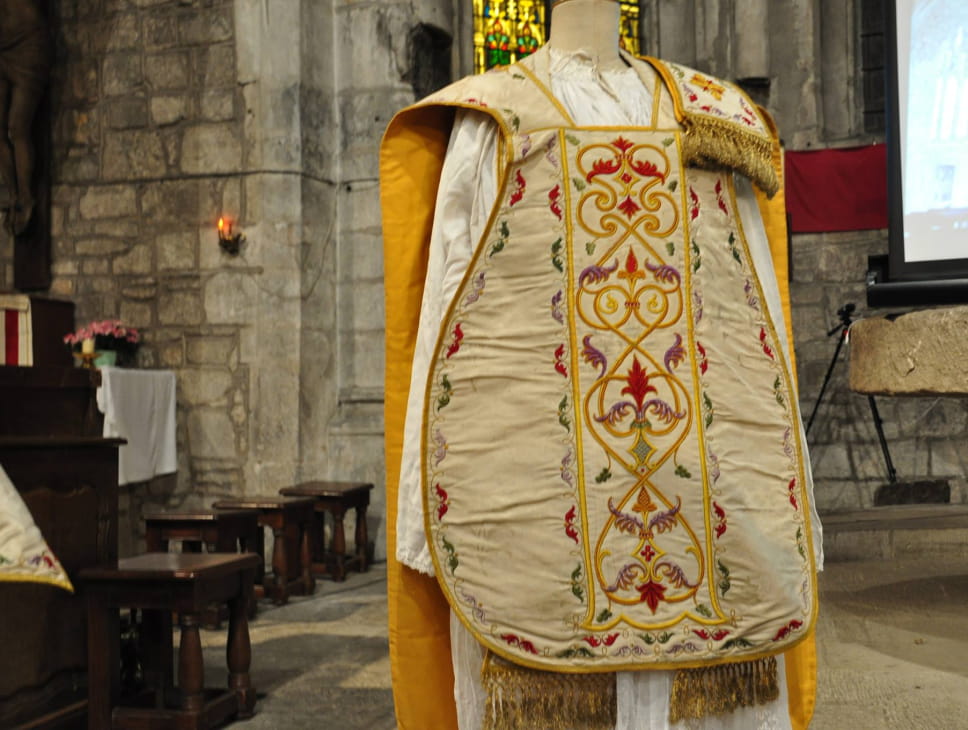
xmin=805 ymin=303 xmax=898 ymax=484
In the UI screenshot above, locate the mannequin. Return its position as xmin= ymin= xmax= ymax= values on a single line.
xmin=549 ymin=0 xmax=623 ymax=70
xmin=381 ymin=7 xmax=820 ymax=729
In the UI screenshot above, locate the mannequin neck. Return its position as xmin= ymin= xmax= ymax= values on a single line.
xmin=549 ymin=0 xmax=623 ymax=69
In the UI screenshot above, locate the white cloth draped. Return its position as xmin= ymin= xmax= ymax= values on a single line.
xmin=397 ymin=48 xmax=819 ymax=729
xmin=97 ymin=367 xmax=177 ymax=486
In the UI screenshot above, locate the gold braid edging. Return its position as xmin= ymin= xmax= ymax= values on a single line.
xmin=482 ymin=654 xmax=617 ymax=730
xmin=669 ymin=655 xmax=780 ymax=723
xmin=681 ymin=115 xmax=780 ymax=198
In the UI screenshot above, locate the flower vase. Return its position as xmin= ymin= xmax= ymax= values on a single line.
xmin=94 ymin=350 xmax=117 ymax=368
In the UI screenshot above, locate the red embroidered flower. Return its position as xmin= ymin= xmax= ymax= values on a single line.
xmin=564 ymin=505 xmax=579 ymax=544
xmin=640 ymin=544 xmax=656 ymax=561
xmin=587 ymin=157 xmax=621 ymax=182
xmin=618 ymin=196 xmax=641 ymax=219
xmin=612 ymin=136 xmax=634 ymax=152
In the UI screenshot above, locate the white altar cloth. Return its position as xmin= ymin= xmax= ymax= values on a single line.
xmin=96 ymin=367 xmax=176 ymax=486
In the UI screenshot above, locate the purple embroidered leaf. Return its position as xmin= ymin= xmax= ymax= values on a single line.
xmin=464 ymin=271 xmax=486 ymax=306
xmin=594 ymin=401 xmax=635 ymax=425
xmin=647 ymin=497 xmax=681 ymax=534
xmin=605 ymin=562 xmax=645 ymax=592
xmin=608 ymin=497 xmax=645 ymax=536
xmin=656 ymin=561 xmax=697 ymax=589
xmin=693 ymin=291 xmax=704 ymax=323
xmin=782 ymin=428 xmax=795 ymax=460
xmin=551 ymin=290 xmax=564 ymax=324
xmin=433 ymin=429 xmax=447 ymax=467
xmin=582 ymin=335 xmax=608 ymax=378
xmin=663 ymin=333 xmax=685 ymax=372
xmin=579 ymin=260 xmax=619 ymax=288
xmin=645 ymin=260 xmax=681 ymax=284
xmin=560 ymin=450 xmax=574 ymax=487
xmin=643 ymin=399 xmax=686 ymax=425
xmin=667 ymin=642 xmax=700 ymax=656
xmin=708 ymin=451 xmax=721 ymax=483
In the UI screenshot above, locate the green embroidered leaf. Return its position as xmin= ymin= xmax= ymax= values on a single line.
xmin=572 ymin=177 xmax=587 ymax=191
xmin=691 ymin=240 xmax=702 ymax=272
xmin=551 ymin=237 xmax=564 ymax=273
xmin=695 ymin=604 xmax=713 ymax=618
xmin=501 ymin=221 xmax=510 ymax=238
xmin=436 ymin=375 xmax=452 ymax=411
xmin=595 ymin=467 xmax=612 ymax=483
xmin=558 ymin=396 xmax=571 ymax=432
xmin=796 ymin=527 xmax=806 ymax=559
xmin=666 ymin=241 xmax=675 ymax=256
xmin=490 ymin=240 xmax=505 ymax=256
xmin=586 ymin=242 xmax=596 ymax=255
xmin=717 ymin=560 xmax=731 ymax=596
xmin=566 ymin=134 xmax=581 ymax=146
xmin=551 ymin=238 xmax=562 ymax=254
xmin=675 ymin=464 xmax=691 ymax=479
xmin=657 ymin=632 xmax=673 ymax=644
xmin=512 ymin=73 xmax=526 ymax=80
xmin=502 ymin=109 xmax=521 ymax=132
xmin=596 ymin=608 xmax=612 ymax=623
xmin=774 ymin=376 xmax=785 ymax=408
xmin=703 ymin=393 xmax=714 ymax=428
xmin=668 ymin=179 xmax=678 ymax=192
xmin=557 ymin=646 xmax=595 ymax=658
xmin=640 ymin=633 xmax=655 ymax=645
xmin=571 ymin=563 xmax=585 ymax=602
xmin=722 ymin=638 xmax=753 ymax=650
xmin=441 ymin=537 xmax=459 ymax=574
xmin=663 ymin=137 xmax=675 ymax=147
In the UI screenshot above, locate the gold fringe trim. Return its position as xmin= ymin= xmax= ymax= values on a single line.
xmin=482 ymin=653 xmax=616 ymax=730
xmin=669 ymin=656 xmax=780 ymax=723
xmin=681 ymin=114 xmax=780 ymax=199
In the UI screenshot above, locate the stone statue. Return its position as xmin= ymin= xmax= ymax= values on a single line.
xmin=0 ymin=0 xmax=51 ymax=236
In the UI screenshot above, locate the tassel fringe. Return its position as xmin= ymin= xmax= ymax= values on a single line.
xmin=669 ymin=656 xmax=781 ymax=723
xmin=481 ymin=654 xmax=616 ymax=730
xmin=682 ymin=115 xmax=780 ymax=198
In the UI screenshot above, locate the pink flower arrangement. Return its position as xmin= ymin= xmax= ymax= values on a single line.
xmin=64 ymin=319 xmax=140 ymax=349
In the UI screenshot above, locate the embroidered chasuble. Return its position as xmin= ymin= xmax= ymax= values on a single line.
xmin=382 ymin=47 xmax=820 ymax=729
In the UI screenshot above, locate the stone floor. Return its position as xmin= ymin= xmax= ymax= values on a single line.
xmin=197 ymin=506 xmax=968 ymax=729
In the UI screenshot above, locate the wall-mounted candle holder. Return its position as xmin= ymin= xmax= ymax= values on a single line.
xmin=217 ymin=216 xmax=245 ymax=255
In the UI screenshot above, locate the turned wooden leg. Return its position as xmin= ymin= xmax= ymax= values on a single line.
xmin=355 ymin=505 xmax=369 ymax=572
xmin=177 ymin=613 xmax=205 ymax=713
xmin=332 ymin=507 xmax=347 ymax=582
xmin=228 ymin=572 xmax=257 ymax=717
xmin=300 ymin=520 xmax=315 ymax=594
xmin=271 ymin=526 xmax=288 ymax=604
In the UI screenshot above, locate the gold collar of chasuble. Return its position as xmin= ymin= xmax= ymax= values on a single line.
xmin=422 ymin=120 xmax=816 ymax=673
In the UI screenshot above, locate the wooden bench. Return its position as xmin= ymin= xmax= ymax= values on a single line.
xmin=81 ymin=552 xmax=259 ymax=730
xmin=212 ymin=496 xmax=316 ymax=604
xmin=143 ymin=509 xmax=261 ymax=624
xmin=278 ymin=481 xmax=374 ymax=581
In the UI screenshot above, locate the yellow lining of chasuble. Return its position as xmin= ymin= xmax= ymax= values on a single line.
xmin=727 ymin=175 xmax=819 ymax=635
xmin=0 ymin=570 xmax=73 ymax=592
xmin=381 ymin=103 xmax=459 ymax=730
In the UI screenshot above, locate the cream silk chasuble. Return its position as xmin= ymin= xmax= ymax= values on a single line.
xmin=382 ymin=46 xmax=819 ymax=729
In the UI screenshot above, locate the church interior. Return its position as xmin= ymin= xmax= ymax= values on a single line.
xmin=2 ymin=0 xmax=968 ymax=727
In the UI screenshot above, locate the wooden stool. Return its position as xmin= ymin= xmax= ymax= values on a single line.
xmin=81 ymin=552 xmax=259 ymax=730
xmin=143 ymin=509 xmax=261 ymax=624
xmin=278 ymin=481 xmax=373 ymax=582
xmin=212 ymin=496 xmax=316 ymax=605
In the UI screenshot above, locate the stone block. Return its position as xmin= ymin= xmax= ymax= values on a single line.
xmin=49 ymin=278 xmax=74 ymax=297
xmin=179 ymin=7 xmax=233 ymax=46
xmin=159 ymin=290 xmax=203 ymax=326
xmin=145 ymin=51 xmax=191 ymax=90
xmin=66 ymin=60 xmax=99 ymax=104
xmin=93 ymin=220 xmax=142 ymax=238
xmin=149 ymin=96 xmax=188 ymax=126
xmin=81 ymin=258 xmax=110 ymax=275
xmin=339 ymin=88 xmax=414 ymax=181
xmin=201 ymin=89 xmax=235 ymax=121
xmin=104 ymin=130 xmax=166 ymax=179
xmin=810 ymin=441 xmax=852 ymax=480
xmin=186 ymin=335 xmax=237 ymax=367
xmin=114 ymin=244 xmax=153 ymax=274
xmin=187 ymin=409 xmax=237 ymax=459
xmin=105 ymin=13 xmax=141 ymax=51
xmin=335 ymin=4 xmax=412 ymax=90
xmin=79 ymin=185 xmax=137 ymax=219
xmin=107 ymin=97 xmax=149 ymax=130
xmin=179 ymin=368 xmax=233 ymax=406
xmin=103 ymin=53 xmax=143 ymax=96
xmin=120 ymin=282 xmax=158 ymax=301
xmin=142 ymin=179 xmax=201 ymax=222
xmin=204 ymin=271 xmax=258 ymax=324
xmin=849 ymin=307 xmax=968 ymax=395
xmin=144 ymin=15 xmax=178 ymax=49
xmin=119 ymin=300 xmax=153 ymax=329
xmin=75 ymin=237 xmax=129 ymax=256
xmin=195 ymin=43 xmax=236 ymax=87
xmin=157 ymin=231 xmax=198 ymax=270
xmin=180 ymin=124 xmax=242 ymax=175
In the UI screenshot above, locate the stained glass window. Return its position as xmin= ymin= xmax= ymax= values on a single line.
xmin=473 ymin=1 xmax=641 ymax=74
